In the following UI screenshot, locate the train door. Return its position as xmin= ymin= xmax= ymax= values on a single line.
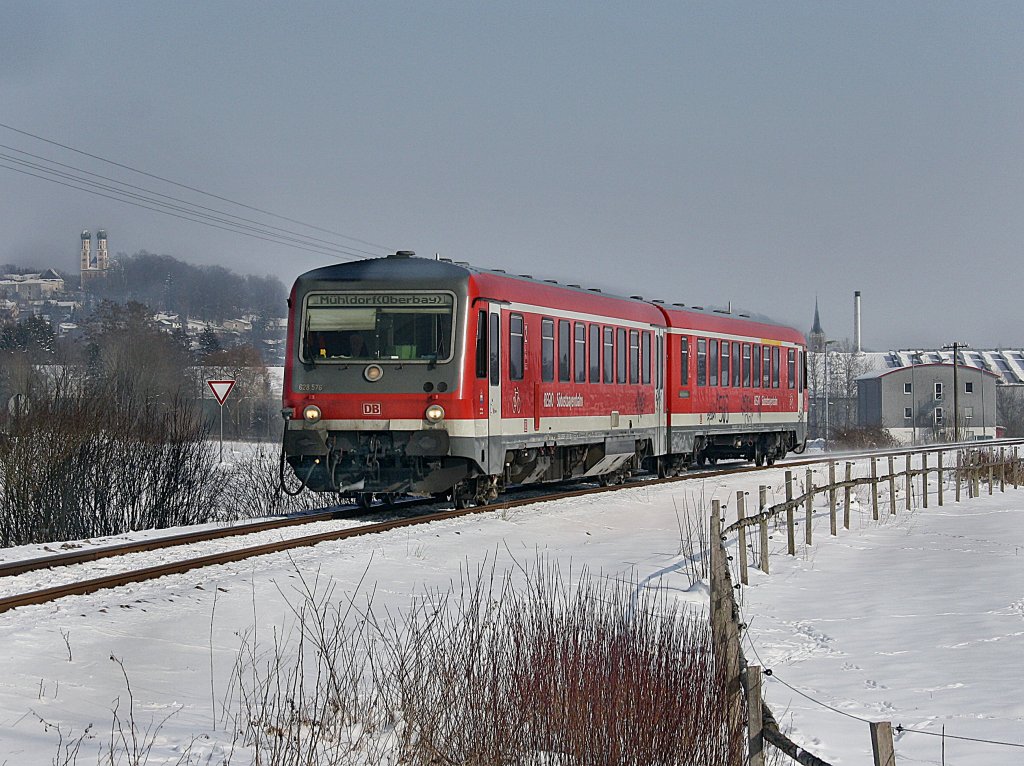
xmin=654 ymin=329 xmax=667 ymax=457
xmin=486 ymin=306 xmax=502 ymax=474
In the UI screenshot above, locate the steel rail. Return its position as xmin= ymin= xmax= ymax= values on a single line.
xmin=4 ymin=439 xmax=1019 ymax=614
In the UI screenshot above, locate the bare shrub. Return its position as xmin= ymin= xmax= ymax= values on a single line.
xmin=830 ymin=425 xmax=899 ymax=451
xmin=0 ymin=370 xmax=222 ymax=545
xmin=214 ymin=443 xmax=330 ymax=520
xmin=229 ymin=558 xmax=737 ymax=765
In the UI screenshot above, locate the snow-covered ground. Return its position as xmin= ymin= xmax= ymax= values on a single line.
xmin=0 ymin=458 xmax=1021 ymax=764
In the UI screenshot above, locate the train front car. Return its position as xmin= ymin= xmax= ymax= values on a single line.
xmin=282 ymin=252 xmax=478 ymax=507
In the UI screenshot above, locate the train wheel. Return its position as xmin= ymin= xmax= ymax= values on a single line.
xmin=452 ymin=482 xmax=474 ymax=510
xmin=381 ymin=492 xmax=400 ymax=507
xmin=356 ymin=493 xmax=375 ymax=510
xmin=695 ymin=453 xmax=707 ymax=467
xmin=754 ymin=445 xmax=765 ymax=467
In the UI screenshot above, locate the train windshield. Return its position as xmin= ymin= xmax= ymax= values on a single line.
xmin=301 ymin=291 xmax=455 ymax=363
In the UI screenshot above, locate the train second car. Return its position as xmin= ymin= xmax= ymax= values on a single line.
xmin=281 ymin=252 xmax=807 ymax=506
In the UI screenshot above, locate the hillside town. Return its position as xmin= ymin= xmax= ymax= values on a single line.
xmin=1 ymin=231 xmax=287 ymax=364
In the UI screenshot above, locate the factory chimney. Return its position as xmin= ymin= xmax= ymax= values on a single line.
xmin=854 ymin=291 xmax=862 ymax=353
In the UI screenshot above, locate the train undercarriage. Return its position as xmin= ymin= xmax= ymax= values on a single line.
xmin=283 ymin=426 xmax=805 ymax=508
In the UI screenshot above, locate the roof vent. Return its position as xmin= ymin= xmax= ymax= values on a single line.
xmin=439 ymin=257 xmax=453 ymax=263
xmin=692 ymin=305 xmax=704 ymax=310
xmin=568 ymin=284 xmax=581 ymax=288
xmin=672 ymin=303 xmax=685 ymax=307
xmin=630 ymin=295 xmax=644 ymax=300
xmin=588 ymin=288 xmax=602 ymax=293
xmin=652 ymin=299 xmax=664 ymax=304
xmin=493 ymin=269 xmax=506 ymax=273
xmin=519 ymin=274 xmax=532 ymax=279
xmin=390 ymin=250 xmax=415 ymax=258
xmin=544 ymin=279 xmax=558 ymax=284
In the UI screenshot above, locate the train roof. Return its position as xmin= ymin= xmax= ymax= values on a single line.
xmin=293 ymin=253 xmax=803 ymax=343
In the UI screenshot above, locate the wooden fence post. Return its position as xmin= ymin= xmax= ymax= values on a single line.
xmin=805 ymin=468 xmax=814 ymax=546
xmin=871 ymin=459 xmax=879 ymax=520
xmin=737 ymin=491 xmax=748 ymax=586
xmin=937 ymin=451 xmax=944 ymax=506
xmin=844 ymin=462 xmax=852 ymax=529
xmin=956 ymin=450 xmax=962 ymax=502
xmin=888 ymin=455 xmax=896 ymax=515
xmin=1014 ymin=447 xmax=1019 ymax=490
xmin=759 ymin=485 xmax=769 ymax=575
xmin=870 ymin=721 xmax=897 ymax=766
xmin=747 ymin=666 xmax=765 ymax=766
xmin=922 ymin=452 xmax=928 ymax=509
xmin=1000 ymin=447 xmax=1006 ymax=492
xmin=709 ymin=500 xmax=743 ymax=753
xmin=786 ymin=470 xmax=796 ymax=556
xmin=989 ymin=463 xmax=994 ymax=495
xmin=905 ymin=454 xmax=913 ymax=510
xmin=829 ymin=462 xmax=837 ymax=535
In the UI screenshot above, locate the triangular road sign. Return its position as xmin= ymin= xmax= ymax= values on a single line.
xmin=207 ymin=379 xmax=236 ymax=405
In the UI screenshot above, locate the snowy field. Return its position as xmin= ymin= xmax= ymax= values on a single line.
xmin=0 ymin=457 xmax=1021 ymax=763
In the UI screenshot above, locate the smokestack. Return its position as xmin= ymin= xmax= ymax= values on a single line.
xmin=854 ymin=290 xmax=862 ymax=353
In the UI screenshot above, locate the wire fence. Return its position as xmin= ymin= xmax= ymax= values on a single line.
xmin=709 ymin=440 xmax=1024 ymax=766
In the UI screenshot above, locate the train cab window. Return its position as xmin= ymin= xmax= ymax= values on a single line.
xmin=720 ymin=341 xmax=730 ymax=388
xmin=742 ymin=344 xmax=751 ymax=387
xmin=603 ymin=327 xmax=614 ymax=383
xmin=732 ymin=342 xmax=741 ymax=387
xmin=787 ymin=348 xmax=796 ymax=389
xmin=617 ymin=328 xmax=627 ymax=384
xmin=800 ymin=349 xmax=806 ymax=392
xmin=627 ymin=330 xmax=638 ymax=384
xmin=302 ymin=291 xmax=454 ymax=364
xmin=681 ymin=336 xmax=690 ymax=386
xmin=642 ymin=331 xmax=651 ymax=385
xmin=753 ymin=344 xmax=761 ymax=388
xmin=772 ymin=346 xmax=780 ymax=388
xmin=574 ymin=323 xmax=586 ymax=383
xmin=762 ymin=346 xmax=772 ymax=388
xmin=489 ymin=313 xmax=500 ymax=386
xmin=475 ymin=310 xmax=488 ymax=379
xmin=589 ymin=324 xmax=601 ymax=383
xmin=558 ymin=320 xmax=571 ymax=382
xmin=709 ymin=339 xmax=718 ymax=386
xmin=541 ymin=319 xmax=555 ymax=382
xmin=509 ymin=314 xmax=524 ymax=381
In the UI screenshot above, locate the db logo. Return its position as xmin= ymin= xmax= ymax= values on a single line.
xmin=362 ymin=403 xmax=382 ymax=416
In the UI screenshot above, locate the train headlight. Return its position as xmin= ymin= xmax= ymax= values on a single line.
xmin=424 ymin=404 xmax=445 ymax=423
xmin=364 ymin=364 xmax=384 ymax=382
xmin=303 ymin=405 xmax=322 ymax=423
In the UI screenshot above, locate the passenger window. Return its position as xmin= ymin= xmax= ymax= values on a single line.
xmin=642 ymin=332 xmax=651 ymax=385
xmin=575 ymin=323 xmax=586 ymax=383
xmin=603 ymin=327 xmax=614 ymax=383
xmin=681 ymin=336 xmax=690 ymax=386
xmin=629 ymin=330 xmax=639 ymax=384
xmin=589 ymin=324 xmax=601 ymax=383
xmin=742 ymin=344 xmax=751 ymax=387
xmin=720 ymin=341 xmax=730 ymax=388
xmin=787 ymin=348 xmax=796 ymax=389
xmin=558 ymin=320 xmax=571 ymax=382
xmin=541 ymin=319 xmax=554 ymax=382
xmin=617 ymin=328 xmax=627 ymax=384
xmin=696 ymin=338 xmax=706 ymax=386
xmin=489 ymin=313 xmax=500 ymax=386
xmin=475 ymin=310 xmax=487 ymax=379
xmin=772 ymin=346 xmax=780 ymax=388
xmin=509 ymin=314 xmax=524 ymax=381
xmin=709 ymin=339 xmax=718 ymax=386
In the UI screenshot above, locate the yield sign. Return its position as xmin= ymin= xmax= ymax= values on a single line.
xmin=207 ymin=379 xmax=236 ymax=406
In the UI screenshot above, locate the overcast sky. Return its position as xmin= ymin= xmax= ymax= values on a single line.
xmin=3 ymin=2 xmax=1022 ymax=350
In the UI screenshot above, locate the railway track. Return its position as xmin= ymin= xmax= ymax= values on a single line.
xmin=1 ymin=441 xmax=1015 ymax=615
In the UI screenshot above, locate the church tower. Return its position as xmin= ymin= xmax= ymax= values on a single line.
xmin=809 ymin=298 xmax=826 ymax=353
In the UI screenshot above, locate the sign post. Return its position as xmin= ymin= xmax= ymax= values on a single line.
xmin=207 ymin=379 xmax=236 ymax=462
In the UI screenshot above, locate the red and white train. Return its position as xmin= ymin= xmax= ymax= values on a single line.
xmin=282 ymin=252 xmax=807 ymax=507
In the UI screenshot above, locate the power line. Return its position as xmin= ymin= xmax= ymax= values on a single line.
xmin=0 ymin=142 xmax=385 ymax=260
xmin=0 ymin=120 xmax=395 ymax=256
xmin=0 ymin=150 xmax=376 ymax=260
xmin=0 ymin=161 xmax=357 ymax=259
